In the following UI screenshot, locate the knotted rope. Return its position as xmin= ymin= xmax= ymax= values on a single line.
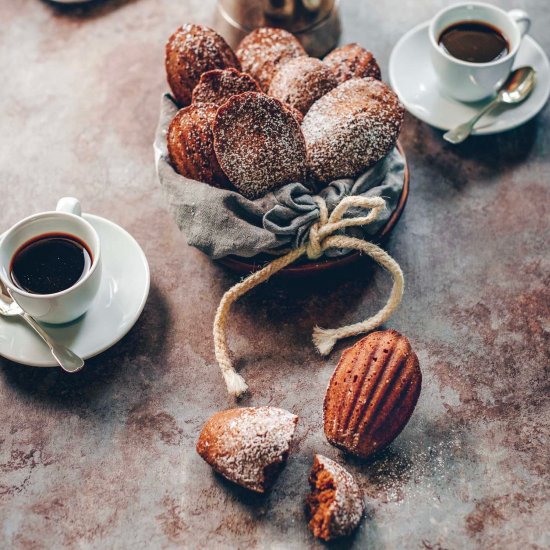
xmin=213 ymin=195 xmax=405 ymax=397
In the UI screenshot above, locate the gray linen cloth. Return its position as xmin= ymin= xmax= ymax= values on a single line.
xmin=154 ymin=94 xmax=405 ymax=259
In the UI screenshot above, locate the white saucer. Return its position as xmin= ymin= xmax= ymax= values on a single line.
xmin=0 ymin=214 xmax=150 ymax=367
xmin=389 ymin=22 xmax=550 ymax=134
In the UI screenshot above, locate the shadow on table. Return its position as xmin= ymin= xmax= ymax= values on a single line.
xmin=214 ymin=471 xmax=365 ymax=549
xmin=441 ymin=116 xmax=539 ymax=166
xmin=213 ymin=251 xmax=389 ymax=355
xmin=42 ymin=0 xmax=141 ymax=20
xmin=401 ymin=113 xmax=540 ymax=190
xmin=0 ymin=283 xmax=170 ymax=410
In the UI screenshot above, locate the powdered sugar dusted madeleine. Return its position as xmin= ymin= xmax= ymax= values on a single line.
xmin=306 ymin=455 xmax=364 ymax=541
xmin=166 ymin=24 xmax=240 ymax=107
xmin=268 ymin=56 xmax=338 ymax=115
xmin=236 ymin=27 xmax=307 ymax=91
xmin=196 ymin=407 xmax=298 ymax=493
xmin=324 ymin=330 xmax=421 ymax=459
xmin=324 ymin=43 xmax=381 ymax=84
xmin=283 ymin=104 xmax=304 ymax=125
xmin=213 ymin=92 xmax=307 ymax=199
xmin=192 ymin=68 xmax=261 ymax=106
xmin=302 ymin=78 xmax=404 ymax=184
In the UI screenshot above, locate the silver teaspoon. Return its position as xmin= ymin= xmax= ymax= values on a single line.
xmin=0 ymin=280 xmax=85 ymax=373
xmin=443 ymin=67 xmax=537 ymax=144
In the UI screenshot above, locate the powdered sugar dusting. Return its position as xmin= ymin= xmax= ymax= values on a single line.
xmin=314 ymin=454 xmax=364 ymax=537
xmin=268 ymin=57 xmax=338 ymax=115
xmin=213 ymin=92 xmax=307 ymax=199
xmin=199 ymin=407 xmax=298 ymax=493
xmin=236 ymin=27 xmax=307 ymax=91
xmin=166 ymin=23 xmax=240 ymax=106
xmin=324 ymin=43 xmax=381 ymax=83
xmin=192 ymin=68 xmax=260 ymax=106
xmin=301 ymin=78 xmax=404 ymax=183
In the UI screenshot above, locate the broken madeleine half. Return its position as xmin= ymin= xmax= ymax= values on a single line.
xmin=306 ymin=454 xmax=364 ymax=540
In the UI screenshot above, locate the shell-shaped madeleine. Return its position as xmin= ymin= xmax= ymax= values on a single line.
xmin=165 ymin=23 xmax=240 ymax=107
xmin=167 ymin=103 xmax=231 ymax=188
xmin=323 ymin=329 xmax=421 ymax=459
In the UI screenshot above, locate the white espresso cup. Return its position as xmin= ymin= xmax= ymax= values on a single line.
xmin=429 ymin=2 xmax=531 ymax=102
xmin=0 ymin=198 xmax=102 ymax=324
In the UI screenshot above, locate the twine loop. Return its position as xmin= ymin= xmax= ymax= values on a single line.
xmin=305 ymin=197 xmax=329 ymax=260
xmin=213 ymin=195 xmax=405 ymax=398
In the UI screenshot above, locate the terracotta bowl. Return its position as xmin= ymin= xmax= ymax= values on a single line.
xmin=217 ymin=142 xmax=409 ymax=277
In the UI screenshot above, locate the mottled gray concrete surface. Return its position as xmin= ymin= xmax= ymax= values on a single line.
xmin=0 ymin=0 xmax=549 ymax=548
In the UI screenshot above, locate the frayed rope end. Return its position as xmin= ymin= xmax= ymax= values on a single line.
xmin=223 ymin=369 xmax=249 ymax=398
xmin=312 ymin=326 xmax=338 ymax=356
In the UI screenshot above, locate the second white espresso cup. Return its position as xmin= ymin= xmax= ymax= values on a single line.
xmin=0 ymin=198 xmax=102 ymax=324
xmin=429 ymin=2 xmax=531 ymax=102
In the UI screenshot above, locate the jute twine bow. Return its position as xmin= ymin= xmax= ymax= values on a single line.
xmin=213 ymin=195 xmax=405 ymax=397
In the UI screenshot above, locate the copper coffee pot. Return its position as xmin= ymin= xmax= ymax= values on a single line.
xmin=215 ymin=0 xmax=341 ymax=57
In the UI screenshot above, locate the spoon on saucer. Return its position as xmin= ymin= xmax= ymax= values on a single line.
xmin=0 ymin=280 xmax=85 ymax=373
xmin=443 ymin=67 xmax=537 ymax=144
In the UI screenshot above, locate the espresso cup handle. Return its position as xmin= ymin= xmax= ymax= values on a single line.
xmin=56 ymin=197 xmax=82 ymax=217
xmin=508 ymin=9 xmax=531 ymax=38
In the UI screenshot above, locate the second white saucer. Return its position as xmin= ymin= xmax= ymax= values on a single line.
xmin=389 ymin=22 xmax=550 ymax=134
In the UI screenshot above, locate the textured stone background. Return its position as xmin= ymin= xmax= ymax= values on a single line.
xmin=0 ymin=0 xmax=548 ymax=548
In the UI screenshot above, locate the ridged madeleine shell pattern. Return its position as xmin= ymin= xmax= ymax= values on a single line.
xmin=167 ymin=104 xmax=230 ymax=188
xmin=323 ymin=329 xmax=421 ymax=459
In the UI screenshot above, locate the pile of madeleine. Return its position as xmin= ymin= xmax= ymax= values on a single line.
xmin=165 ymin=24 xmax=404 ymax=200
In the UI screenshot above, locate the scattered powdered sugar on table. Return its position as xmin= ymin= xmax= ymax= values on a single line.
xmin=315 ymin=455 xmax=364 ymax=536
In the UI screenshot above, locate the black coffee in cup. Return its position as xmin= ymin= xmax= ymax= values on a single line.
xmin=10 ymin=233 xmax=92 ymax=294
xmin=438 ymin=21 xmax=509 ymax=63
